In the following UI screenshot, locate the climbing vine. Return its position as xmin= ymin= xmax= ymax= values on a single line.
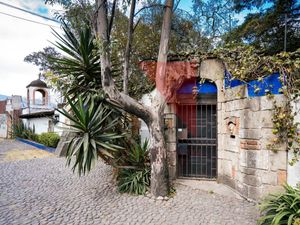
xmin=171 ymin=44 xmax=300 ymax=164
xmin=211 ymin=44 xmax=300 ymax=165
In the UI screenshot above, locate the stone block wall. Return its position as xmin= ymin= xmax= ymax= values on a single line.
xmin=164 ymin=105 xmax=177 ymax=181
xmin=161 ymin=59 xmax=291 ymax=200
xmin=287 ymin=98 xmax=300 ymax=187
xmin=218 ymin=86 xmax=287 ymax=200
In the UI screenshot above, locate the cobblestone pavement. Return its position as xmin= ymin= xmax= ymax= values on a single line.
xmin=0 ymin=156 xmax=259 ymax=225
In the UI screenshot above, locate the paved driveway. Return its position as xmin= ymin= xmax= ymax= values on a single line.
xmin=0 ymin=140 xmax=259 ymax=225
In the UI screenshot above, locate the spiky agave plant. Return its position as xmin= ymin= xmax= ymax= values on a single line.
xmin=49 ymin=21 xmax=122 ymax=102
xmin=58 ymin=96 xmax=125 ymax=175
xmin=50 ymin=21 xmax=102 ymax=99
xmin=117 ymin=140 xmax=151 ymax=195
xmin=258 ymin=184 xmax=300 ymax=225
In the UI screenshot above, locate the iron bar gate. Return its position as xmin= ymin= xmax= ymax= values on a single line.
xmin=177 ymin=95 xmax=217 ymax=178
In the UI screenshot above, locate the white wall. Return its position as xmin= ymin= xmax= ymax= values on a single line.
xmin=53 ymin=109 xmax=68 ymax=135
xmin=288 ymin=97 xmax=300 ymax=187
xmin=23 ymin=117 xmax=51 ymax=135
xmin=0 ymin=114 xmax=7 ymax=138
xmin=139 ymin=90 xmax=158 ymax=144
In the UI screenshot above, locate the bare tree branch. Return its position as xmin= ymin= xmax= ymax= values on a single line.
xmin=123 ymin=0 xmax=136 ymax=95
xmin=96 ymin=0 xmax=152 ymax=123
xmin=173 ymin=0 xmax=181 ymax=12
xmin=133 ymin=17 xmax=141 ymax=32
xmin=108 ymin=0 xmax=117 ymax=37
xmin=134 ymin=4 xmax=164 ymax=17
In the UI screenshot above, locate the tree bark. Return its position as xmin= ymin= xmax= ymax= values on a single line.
xmin=123 ymin=0 xmax=136 ymax=95
xmin=148 ymin=113 xmax=169 ymax=196
xmin=96 ymin=0 xmax=174 ymax=197
xmin=150 ymin=0 xmax=174 ymax=197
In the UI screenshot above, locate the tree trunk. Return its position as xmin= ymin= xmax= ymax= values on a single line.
xmin=96 ymin=0 xmax=174 ymax=197
xmin=123 ymin=0 xmax=136 ymax=95
xmin=149 ymin=0 xmax=174 ymax=197
xmin=148 ymin=113 xmax=169 ymax=196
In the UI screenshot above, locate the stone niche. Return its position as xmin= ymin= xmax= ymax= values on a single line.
xmin=163 ymin=58 xmax=289 ymax=201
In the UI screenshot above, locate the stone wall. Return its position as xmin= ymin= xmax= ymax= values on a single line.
xmin=0 ymin=114 xmax=8 ymax=138
xmin=164 ymin=104 xmax=177 ymax=181
xmin=217 ymin=86 xmax=287 ymax=200
xmin=287 ymin=98 xmax=300 ymax=187
xmin=163 ymin=58 xmax=290 ymax=201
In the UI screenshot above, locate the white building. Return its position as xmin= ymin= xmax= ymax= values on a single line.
xmin=20 ymin=78 xmax=58 ymax=134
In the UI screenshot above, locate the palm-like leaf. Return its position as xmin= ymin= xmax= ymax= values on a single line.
xmin=49 ymin=22 xmax=102 ymax=100
xmin=116 ymin=140 xmax=151 ymax=195
xmin=49 ymin=21 xmax=123 ymax=101
xmin=57 ymin=96 xmax=124 ymax=175
xmin=258 ymin=184 xmax=300 ymax=225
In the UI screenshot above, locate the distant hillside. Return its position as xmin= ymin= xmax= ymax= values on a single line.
xmin=0 ymin=94 xmax=8 ymax=101
xmin=0 ymin=95 xmax=57 ymax=108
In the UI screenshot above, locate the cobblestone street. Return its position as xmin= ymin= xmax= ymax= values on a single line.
xmin=0 ymin=140 xmax=259 ymax=225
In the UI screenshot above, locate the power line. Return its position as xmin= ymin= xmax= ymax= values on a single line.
xmin=0 ymin=1 xmax=60 ymax=23
xmin=0 ymin=11 xmax=60 ymax=28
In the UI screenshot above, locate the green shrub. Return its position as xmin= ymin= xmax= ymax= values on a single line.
xmin=117 ymin=140 xmax=150 ymax=195
xmin=258 ymin=184 xmax=300 ymax=225
xmin=30 ymin=133 xmax=40 ymax=143
xmin=39 ymin=132 xmax=60 ymax=148
xmin=11 ymin=122 xmax=25 ymax=138
xmin=12 ymin=122 xmax=36 ymax=140
xmin=118 ymin=168 xmax=150 ymax=195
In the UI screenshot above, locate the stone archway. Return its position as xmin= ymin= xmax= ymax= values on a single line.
xmin=33 ymin=88 xmax=48 ymax=105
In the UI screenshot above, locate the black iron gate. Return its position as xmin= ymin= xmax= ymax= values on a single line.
xmin=177 ymin=95 xmax=217 ymax=178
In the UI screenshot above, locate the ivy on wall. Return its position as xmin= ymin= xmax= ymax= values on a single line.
xmin=210 ymin=44 xmax=300 ymax=165
xmin=168 ymin=44 xmax=300 ymax=164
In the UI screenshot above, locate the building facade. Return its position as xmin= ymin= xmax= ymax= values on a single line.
xmin=20 ymin=78 xmax=56 ymax=134
xmin=141 ymin=58 xmax=300 ymax=200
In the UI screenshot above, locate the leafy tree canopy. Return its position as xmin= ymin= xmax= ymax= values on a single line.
xmin=24 ymin=46 xmax=61 ymax=72
xmin=227 ymin=0 xmax=300 ymax=54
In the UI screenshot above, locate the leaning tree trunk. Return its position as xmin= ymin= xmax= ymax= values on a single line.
xmin=148 ymin=113 xmax=169 ymax=196
xmin=96 ymin=0 xmax=173 ymax=197
xmin=149 ymin=0 xmax=174 ymax=196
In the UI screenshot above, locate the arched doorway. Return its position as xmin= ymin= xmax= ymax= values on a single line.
xmin=176 ymin=79 xmax=217 ymax=178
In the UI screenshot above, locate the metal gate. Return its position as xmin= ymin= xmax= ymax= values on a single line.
xmin=177 ymin=95 xmax=217 ymax=178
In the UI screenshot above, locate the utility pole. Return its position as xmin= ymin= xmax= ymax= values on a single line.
xmin=229 ymin=14 xmax=232 ymax=44
xmin=284 ymin=13 xmax=287 ymax=52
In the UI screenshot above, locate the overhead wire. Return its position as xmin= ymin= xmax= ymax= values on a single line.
xmin=0 ymin=1 xmax=60 ymax=23
xmin=0 ymin=11 xmax=60 ymax=28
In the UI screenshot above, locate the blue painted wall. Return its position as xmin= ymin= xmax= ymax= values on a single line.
xmin=224 ymin=71 xmax=283 ymax=97
xmin=16 ymin=137 xmax=56 ymax=153
xmin=177 ymin=80 xmax=217 ymax=94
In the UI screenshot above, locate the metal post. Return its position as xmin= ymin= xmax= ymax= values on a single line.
xmin=284 ymin=13 xmax=287 ymax=52
xmin=229 ymin=14 xmax=232 ymax=44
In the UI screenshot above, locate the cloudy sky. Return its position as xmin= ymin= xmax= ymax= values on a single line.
xmin=0 ymin=0 xmax=242 ymax=97
xmin=0 ymin=0 xmax=61 ymax=97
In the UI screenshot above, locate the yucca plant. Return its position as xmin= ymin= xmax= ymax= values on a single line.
xmin=117 ymin=168 xmax=150 ymax=195
xmin=258 ymin=184 xmax=300 ymax=225
xmin=57 ymin=96 xmax=125 ymax=175
xmin=116 ymin=139 xmax=150 ymax=168
xmin=117 ymin=140 xmax=151 ymax=195
xmin=50 ymin=22 xmax=102 ymax=99
xmin=49 ymin=21 xmax=122 ymax=102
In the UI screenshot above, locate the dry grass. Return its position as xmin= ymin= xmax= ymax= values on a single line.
xmin=3 ymin=149 xmax=54 ymax=162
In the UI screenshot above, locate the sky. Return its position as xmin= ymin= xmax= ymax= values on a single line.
xmin=0 ymin=0 xmax=60 ymax=97
xmin=0 ymin=0 xmax=249 ymax=98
